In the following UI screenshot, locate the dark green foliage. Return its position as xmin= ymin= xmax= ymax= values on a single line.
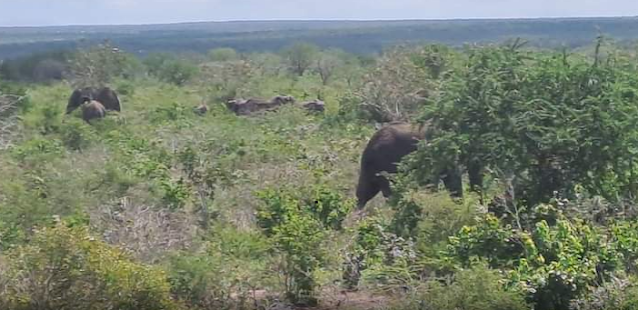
xmin=144 ymin=53 xmax=199 ymax=86
xmin=256 ymin=184 xmax=354 ymax=305
xmin=168 ymin=226 xmax=272 ymax=310
xmin=406 ymin=40 xmax=638 ymax=207
xmin=59 ymin=118 xmax=97 ymax=151
xmin=69 ymin=41 xmax=143 ymax=86
xmin=281 ymin=42 xmax=319 ymax=76
xmin=0 ymin=50 xmax=70 ymax=82
xmin=438 ymin=203 xmax=624 ymax=309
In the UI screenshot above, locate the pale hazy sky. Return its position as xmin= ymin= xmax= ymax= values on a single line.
xmin=0 ymin=0 xmax=636 ymax=27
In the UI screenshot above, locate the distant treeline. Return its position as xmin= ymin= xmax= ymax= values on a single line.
xmin=1 ymin=17 xmax=638 ymax=60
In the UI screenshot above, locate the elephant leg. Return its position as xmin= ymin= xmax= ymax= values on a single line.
xmin=442 ymin=166 xmax=463 ymax=198
xmin=467 ymin=160 xmax=484 ymax=194
xmin=356 ymin=174 xmax=381 ymax=210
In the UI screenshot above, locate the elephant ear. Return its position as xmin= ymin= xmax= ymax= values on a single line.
xmin=66 ymin=89 xmax=83 ymax=114
xmin=96 ymin=87 xmax=121 ymax=112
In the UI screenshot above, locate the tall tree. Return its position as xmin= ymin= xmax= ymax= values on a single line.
xmin=282 ymin=42 xmax=319 ymax=76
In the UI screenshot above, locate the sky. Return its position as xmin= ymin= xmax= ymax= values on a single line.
xmin=0 ymin=0 xmax=636 ymax=27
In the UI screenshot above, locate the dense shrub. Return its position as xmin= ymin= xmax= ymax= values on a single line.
xmin=0 ymin=222 xmax=182 ymax=310
xmin=440 ymin=203 xmax=623 ymax=309
xmin=144 ymin=53 xmax=199 ymax=86
xmin=390 ymin=264 xmax=531 ymax=310
xmin=256 ymin=184 xmax=354 ymax=305
xmin=406 ymin=41 xmax=638 ymax=207
xmin=68 ymin=41 xmax=143 ymax=87
xmin=168 ymin=226 xmax=273 ymax=310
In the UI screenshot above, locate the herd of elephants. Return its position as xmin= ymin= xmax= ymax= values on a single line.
xmin=66 ymin=86 xmax=480 ymax=211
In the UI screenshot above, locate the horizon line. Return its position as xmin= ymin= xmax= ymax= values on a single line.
xmin=2 ymin=15 xmax=638 ymax=29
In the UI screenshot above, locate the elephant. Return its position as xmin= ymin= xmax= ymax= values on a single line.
xmin=225 ymin=95 xmax=296 ymax=116
xmin=80 ymin=97 xmax=106 ymax=123
xmin=300 ymin=99 xmax=325 ymax=113
xmin=67 ymin=87 xmax=97 ymax=114
xmin=355 ymin=122 xmax=467 ymax=209
xmin=67 ymin=87 xmax=121 ymax=114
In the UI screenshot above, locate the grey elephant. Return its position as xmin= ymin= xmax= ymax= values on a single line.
xmin=356 ymin=122 xmax=470 ymax=209
xmin=80 ymin=97 xmax=106 ymax=124
xmin=225 ymin=95 xmax=295 ymax=116
xmin=67 ymin=87 xmax=121 ymax=114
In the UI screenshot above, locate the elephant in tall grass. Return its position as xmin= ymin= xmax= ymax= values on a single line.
xmin=67 ymin=87 xmax=121 ymax=114
xmin=80 ymin=97 xmax=106 ymax=123
xmin=355 ymin=122 xmax=477 ymax=209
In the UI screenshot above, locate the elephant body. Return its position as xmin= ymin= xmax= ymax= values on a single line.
xmin=81 ymin=99 xmax=106 ymax=123
xmin=355 ymin=122 xmax=463 ymax=209
xmin=226 ymin=95 xmax=295 ymax=115
xmin=95 ymin=87 xmax=121 ymax=112
xmin=67 ymin=87 xmax=121 ymax=114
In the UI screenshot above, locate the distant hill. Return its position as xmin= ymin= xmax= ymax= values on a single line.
xmin=1 ymin=17 xmax=638 ymax=59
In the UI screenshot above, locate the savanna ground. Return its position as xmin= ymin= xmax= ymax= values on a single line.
xmin=2 ymin=37 xmax=638 ymax=310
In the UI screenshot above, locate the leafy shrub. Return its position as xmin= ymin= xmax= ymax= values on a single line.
xmin=144 ymin=53 xmax=199 ymax=86
xmin=168 ymin=226 xmax=273 ymax=310
xmin=408 ymin=42 xmax=638 ymax=207
xmin=343 ymin=216 xmax=418 ymax=290
xmin=10 ymin=137 xmax=65 ymax=165
xmin=256 ymin=184 xmax=354 ymax=305
xmin=0 ymin=222 xmax=182 ymax=310
xmin=68 ymin=41 xmax=142 ymax=87
xmin=355 ymin=45 xmax=450 ymax=122
xmin=390 ymin=263 xmax=530 ymax=310
xmin=209 ymin=48 xmax=240 ymax=62
xmin=116 ymin=79 xmax=136 ymax=96
xmin=21 ymin=103 xmax=63 ymax=135
xmin=59 ymin=118 xmax=97 ymax=151
xmin=281 ymin=42 xmax=319 ymax=76
xmin=149 ymin=102 xmax=192 ymax=124
xmin=442 ymin=205 xmax=621 ymax=309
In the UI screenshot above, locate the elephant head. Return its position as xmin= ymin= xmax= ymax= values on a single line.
xmin=67 ymin=87 xmax=98 ymax=114
xmin=81 ymin=98 xmax=106 ymax=124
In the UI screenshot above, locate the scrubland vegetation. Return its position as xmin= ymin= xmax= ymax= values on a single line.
xmin=2 ymin=35 xmax=638 ymax=310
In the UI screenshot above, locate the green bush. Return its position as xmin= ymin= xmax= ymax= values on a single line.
xmin=0 ymin=222 xmax=182 ymax=310
xmin=407 ymin=42 xmax=638 ymax=208
xmin=390 ymin=264 xmax=530 ymax=310
xmin=343 ymin=216 xmax=419 ymax=290
xmin=144 ymin=53 xmax=199 ymax=86
xmin=256 ymin=184 xmax=354 ymax=305
xmin=209 ymin=48 xmax=239 ymax=62
xmin=168 ymin=226 xmax=273 ymax=310
xmin=441 ymin=205 xmax=622 ymax=309
xmin=10 ymin=137 xmax=65 ymax=166
xmin=59 ymin=118 xmax=97 ymax=151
